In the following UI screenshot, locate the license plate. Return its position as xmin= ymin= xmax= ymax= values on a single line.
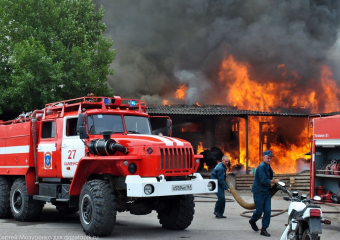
xmin=172 ymin=184 xmax=192 ymax=191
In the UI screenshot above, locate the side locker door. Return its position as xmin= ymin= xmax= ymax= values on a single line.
xmin=37 ymin=121 xmax=58 ymax=177
xmin=61 ymin=117 xmax=85 ymax=178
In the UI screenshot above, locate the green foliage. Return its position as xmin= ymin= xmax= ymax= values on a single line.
xmin=0 ymin=0 xmax=115 ymax=114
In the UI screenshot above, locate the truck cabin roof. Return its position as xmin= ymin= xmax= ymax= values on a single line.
xmin=0 ymin=96 xmax=147 ymax=125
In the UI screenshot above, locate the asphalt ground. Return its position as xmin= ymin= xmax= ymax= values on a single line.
xmin=0 ymin=191 xmax=339 ymax=240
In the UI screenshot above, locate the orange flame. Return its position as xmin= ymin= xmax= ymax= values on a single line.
xmin=162 ymin=100 xmax=169 ymax=106
xmin=319 ymin=65 xmax=340 ymax=112
xmin=219 ymin=55 xmax=340 ymax=113
xmin=203 ymin=163 xmax=209 ymax=171
xmin=175 ymin=84 xmax=188 ymax=100
xmin=237 ymin=116 xmax=310 ymax=173
xmin=197 ymin=142 xmax=206 ymax=154
xmin=217 ymin=55 xmax=333 ymax=173
xmin=197 ymin=142 xmax=209 ymax=171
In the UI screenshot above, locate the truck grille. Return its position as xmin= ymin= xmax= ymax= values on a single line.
xmin=160 ymin=147 xmax=193 ymax=171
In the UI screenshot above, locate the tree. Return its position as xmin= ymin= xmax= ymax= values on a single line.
xmin=0 ymin=0 xmax=115 ymax=116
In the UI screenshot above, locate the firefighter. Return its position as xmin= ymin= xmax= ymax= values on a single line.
xmin=211 ymin=155 xmax=231 ymax=218
xmin=249 ymin=150 xmax=279 ymax=237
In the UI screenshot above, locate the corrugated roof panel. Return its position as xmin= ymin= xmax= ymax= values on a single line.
xmin=146 ymin=105 xmax=340 ymax=117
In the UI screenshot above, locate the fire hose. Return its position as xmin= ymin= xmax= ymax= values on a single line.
xmin=224 ymin=177 xmax=340 ymax=218
xmin=224 ymin=177 xmax=289 ymax=218
xmin=194 ymin=177 xmax=340 ymax=218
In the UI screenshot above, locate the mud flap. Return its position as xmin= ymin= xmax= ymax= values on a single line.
xmin=308 ymin=217 xmax=322 ymax=234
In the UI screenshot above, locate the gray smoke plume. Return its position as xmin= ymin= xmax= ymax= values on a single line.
xmin=94 ymin=0 xmax=340 ymax=110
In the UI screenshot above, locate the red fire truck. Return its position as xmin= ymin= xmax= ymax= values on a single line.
xmin=0 ymin=96 xmax=217 ymax=237
xmin=310 ymin=115 xmax=340 ymax=204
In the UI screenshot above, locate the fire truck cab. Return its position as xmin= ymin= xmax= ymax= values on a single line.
xmin=310 ymin=115 xmax=340 ymax=205
xmin=0 ymin=96 xmax=217 ymax=237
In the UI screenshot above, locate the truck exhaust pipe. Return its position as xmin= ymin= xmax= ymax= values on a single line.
xmin=88 ymin=131 xmax=128 ymax=156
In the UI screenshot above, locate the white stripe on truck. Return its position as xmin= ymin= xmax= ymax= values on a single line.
xmin=0 ymin=145 xmax=30 ymax=154
xmin=128 ymin=134 xmax=184 ymax=146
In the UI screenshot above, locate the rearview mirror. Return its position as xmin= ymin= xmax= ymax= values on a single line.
xmin=77 ymin=113 xmax=86 ymax=129
xmin=166 ymin=118 xmax=172 ymax=137
xmin=277 ymin=181 xmax=285 ymax=187
xmin=77 ymin=113 xmax=88 ymax=139
xmin=78 ymin=126 xmax=89 ymax=139
xmin=313 ymin=195 xmax=322 ymax=201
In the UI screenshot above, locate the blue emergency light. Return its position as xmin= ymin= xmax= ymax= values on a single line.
xmin=130 ymin=100 xmax=136 ymax=106
xmin=103 ymin=98 xmax=110 ymax=105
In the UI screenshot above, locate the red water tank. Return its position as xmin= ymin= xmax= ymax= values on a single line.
xmin=316 ymin=186 xmax=325 ymax=195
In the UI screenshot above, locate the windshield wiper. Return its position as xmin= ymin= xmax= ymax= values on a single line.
xmin=127 ymin=130 xmax=140 ymax=134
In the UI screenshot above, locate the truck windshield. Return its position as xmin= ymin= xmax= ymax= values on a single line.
xmin=124 ymin=116 xmax=151 ymax=134
xmin=87 ymin=114 xmax=124 ymax=134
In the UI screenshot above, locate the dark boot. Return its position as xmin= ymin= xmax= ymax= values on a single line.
xmin=249 ymin=219 xmax=259 ymax=231
xmin=215 ymin=215 xmax=227 ymax=218
xmin=260 ymin=228 xmax=270 ymax=237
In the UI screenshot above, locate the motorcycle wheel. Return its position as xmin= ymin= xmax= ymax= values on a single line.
xmin=287 ymin=230 xmax=295 ymax=240
xmin=302 ymin=228 xmax=319 ymax=240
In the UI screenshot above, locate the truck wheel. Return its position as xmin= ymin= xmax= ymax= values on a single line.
xmin=157 ymin=195 xmax=195 ymax=230
xmin=302 ymin=228 xmax=319 ymax=240
xmin=10 ymin=178 xmax=44 ymax=221
xmin=0 ymin=176 xmax=11 ymax=218
xmin=56 ymin=203 xmax=79 ymax=214
xmin=79 ymin=180 xmax=117 ymax=237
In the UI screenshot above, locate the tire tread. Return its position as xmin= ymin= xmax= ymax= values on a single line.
xmin=0 ymin=176 xmax=11 ymax=218
xmin=157 ymin=195 xmax=195 ymax=230
xmin=79 ymin=180 xmax=117 ymax=237
xmin=10 ymin=178 xmax=44 ymax=221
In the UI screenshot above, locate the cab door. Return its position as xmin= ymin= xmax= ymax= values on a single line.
xmin=61 ymin=116 xmax=85 ymax=178
xmin=37 ymin=120 xmax=58 ymax=177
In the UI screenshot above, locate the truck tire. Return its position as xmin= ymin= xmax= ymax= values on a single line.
xmin=79 ymin=180 xmax=117 ymax=237
xmin=10 ymin=178 xmax=44 ymax=221
xmin=157 ymin=194 xmax=195 ymax=230
xmin=302 ymin=228 xmax=319 ymax=240
xmin=56 ymin=203 xmax=79 ymax=214
xmin=0 ymin=176 xmax=11 ymax=218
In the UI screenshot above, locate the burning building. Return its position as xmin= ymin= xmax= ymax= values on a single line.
xmin=148 ymin=104 xmax=335 ymax=174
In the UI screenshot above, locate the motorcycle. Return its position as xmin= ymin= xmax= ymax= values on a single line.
xmin=277 ymin=181 xmax=331 ymax=240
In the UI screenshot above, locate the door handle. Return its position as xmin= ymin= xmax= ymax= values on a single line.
xmin=61 ymin=144 xmax=67 ymax=148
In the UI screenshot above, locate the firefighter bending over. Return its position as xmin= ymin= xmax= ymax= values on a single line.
xmin=211 ymin=155 xmax=231 ymax=218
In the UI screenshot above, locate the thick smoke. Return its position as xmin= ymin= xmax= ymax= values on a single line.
xmin=94 ymin=0 xmax=340 ymax=108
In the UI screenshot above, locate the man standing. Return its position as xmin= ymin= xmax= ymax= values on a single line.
xmin=249 ymin=150 xmax=279 ymax=237
xmin=211 ymin=155 xmax=231 ymax=218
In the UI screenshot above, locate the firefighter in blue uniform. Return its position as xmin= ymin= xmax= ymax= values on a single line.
xmin=249 ymin=150 xmax=279 ymax=237
xmin=211 ymin=156 xmax=231 ymax=218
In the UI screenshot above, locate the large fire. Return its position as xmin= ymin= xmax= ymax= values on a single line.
xmin=219 ymin=55 xmax=340 ymax=113
xmin=217 ymin=55 xmax=340 ymax=173
xmin=164 ymin=53 xmax=340 ymax=174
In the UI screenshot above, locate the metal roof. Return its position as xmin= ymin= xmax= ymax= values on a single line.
xmin=146 ymin=105 xmax=340 ymax=117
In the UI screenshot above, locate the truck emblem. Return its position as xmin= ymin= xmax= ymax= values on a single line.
xmin=44 ymin=152 xmax=52 ymax=169
xmin=147 ymin=147 xmax=153 ymax=154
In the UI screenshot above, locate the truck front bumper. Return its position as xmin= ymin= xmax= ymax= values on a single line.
xmin=126 ymin=173 xmax=217 ymax=197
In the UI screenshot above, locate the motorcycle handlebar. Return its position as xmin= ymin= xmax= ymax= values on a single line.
xmin=279 ymin=188 xmax=319 ymax=205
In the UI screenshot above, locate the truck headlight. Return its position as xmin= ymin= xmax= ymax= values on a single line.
xmin=128 ymin=163 xmax=137 ymax=174
xmin=144 ymin=184 xmax=154 ymax=195
xmin=207 ymin=181 xmax=216 ymax=191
